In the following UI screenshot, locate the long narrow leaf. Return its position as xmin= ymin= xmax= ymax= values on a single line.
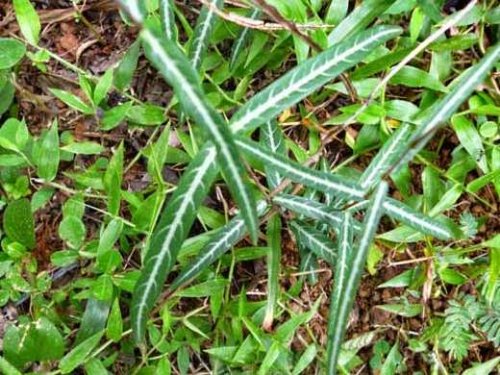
xmin=230 ymin=26 xmax=402 ymax=133
xmin=160 ymin=0 xmax=177 ymax=41
xmin=141 ymin=20 xmax=258 ymax=243
xmin=237 ymin=138 xmax=366 ymax=200
xmin=230 ymin=8 xmax=261 ymax=70
xmin=326 ymin=212 xmax=352 ymax=374
xmin=290 ymin=221 xmax=337 ymax=265
xmin=327 ymin=182 xmax=388 ymax=374
xmin=393 ymin=43 xmax=500 ymax=173
xmin=131 ymin=144 xmax=219 ymax=341
xmin=169 ymin=201 xmax=268 ymax=292
xmin=383 ymin=198 xmax=457 ymax=240
xmin=118 ymin=0 xmax=146 ymax=23
xmin=261 ymin=120 xmax=287 ymax=190
xmin=189 ymin=0 xmax=224 ymax=71
xmin=327 ymin=0 xmax=396 ymax=45
xmin=263 ymin=214 xmax=281 ymax=330
xmin=273 ymin=194 xmax=362 ymax=233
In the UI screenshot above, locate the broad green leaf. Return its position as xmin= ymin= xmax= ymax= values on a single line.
xmin=263 ymin=214 xmax=281 ymax=330
xmin=59 ymin=331 xmax=104 ymax=374
xmin=326 ymin=0 xmax=348 ymax=24
xmin=237 ymin=138 xmax=365 ymax=200
xmin=361 ymin=123 xmax=413 ymax=190
xmin=33 ymin=119 xmax=59 ymax=181
xmin=230 ymin=8 xmax=261 ymax=70
xmin=141 ymin=20 xmax=258 ymax=243
xmin=462 ymin=357 xmax=500 ymax=375
xmin=258 ymin=341 xmax=281 ymax=375
xmin=260 ymin=120 xmax=286 ymax=190
xmin=383 ymin=198 xmax=457 ymax=239
xmin=103 ymin=143 xmax=124 ymax=216
xmin=126 ymin=103 xmax=166 ymax=125
xmin=230 ymin=26 xmax=402 ymax=134
xmin=3 ymin=198 xmax=35 ymax=249
xmin=451 ymin=115 xmax=488 ymax=173
xmin=394 ymin=43 xmax=500 ymax=173
xmin=160 ymin=0 xmax=177 ymax=41
xmin=326 ymin=212 xmax=353 ymax=374
xmin=168 ymin=201 xmax=267 ymax=293
xmin=380 ymin=341 xmax=403 ymax=375
xmin=61 ymin=141 xmax=104 ymax=155
xmin=273 ymin=193 xmax=362 ymax=232
xmin=176 ymin=278 xmax=228 ymax=298
xmin=93 ymin=69 xmax=114 ymax=106
xmin=49 ymin=88 xmax=94 ymax=115
xmin=0 ymin=118 xmax=30 ymax=153
xmin=101 ymin=101 xmax=133 ymax=130
xmin=327 ymin=0 xmax=396 ymax=45
xmin=13 ymin=0 xmax=41 ymax=45
xmin=327 ymin=182 xmax=387 ymax=374
xmin=389 ymin=66 xmax=447 ymax=92
xmin=290 ymin=221 xmax=337 ymax=265
xmin=292 ymin=345 xmax=317 ymax=375
xmin=0 ymin=356 xmax=22 ymax=375
xmin=106 ymin=298 xmax=123 ymax=342
xmin=75 ymin=298 xmax=110 ymax=344
xmin=131 ymin=144 xmax=218 ymax=342
xmin=4 ymin=317 xmax=65 ymax=367
xmin=189 ymin=0 xmax=224 ymax=71
xmin=0 ymin=38 xmax=26 ymax=69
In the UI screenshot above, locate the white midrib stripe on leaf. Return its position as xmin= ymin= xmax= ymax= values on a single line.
xmin=133 ymin=145 xmax=216 ymax=338
xmin=236 ymin=139 xmax=364 ymax=199
xmin=361 ymin=123 xmax=412 ymax=189
xmin=383 ymin=200 xmax=450 ymax=239
xmin=161 ymin=0 xmax=174 ymax=40
xmin=230 ymin=28 xmax=398 ymax=133
xmin=419 ymin=46 xmax=500 ymax=138
xmin=175 ymin=219 xmax=245 ymax=285
xmin=300 ymin=227 xmax=336 ymax=261
xmin=120 ymin=0 xmax=144 ymax=23
xmin=191 ymin=0 xmax=218 ymax=70
xmin=273 ymin=195 xmax=342 ymax=226
xmin=142 ymin=29 xmax=254 ymax=232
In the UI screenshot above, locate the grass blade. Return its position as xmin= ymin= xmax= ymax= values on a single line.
xmin=263 ymin=213 xmax=281 ymax=330
xmin=326 ymin=212 xmax=352 ymax=373
xmin=290 ymin=221 xmax=337 ymax=265
xmin=393 ymin=43 xmax=500 ymax=173
xmin=236 ymin=138 xmax=366 ymax=201
xmin=327 ymin=182 xmax=388 ymax=374
xmin=141 ymin=20 xmax=259 ymax=243
xmin=131 ymin=144 xmax=219 ymax=342
xmin=230 ymin=8 xmax=261 ymax=70
xmin=169 ymin=201 xmax=268 ymax=292
xmin=273 ymin=194 xmax=362 ymax=233
xmin=189 ymin=0 xmax=224 ymax=71
xmin=160 ymin=0 xmax=177 ymax=41
xmin=261 ymin=120 xmax=286 ymax=190
xmin=230 ymin=26 xmax=402 ymax=133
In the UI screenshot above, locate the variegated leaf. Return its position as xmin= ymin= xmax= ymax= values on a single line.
xmin=160 ymin=0 xmax=177 ymax=41
xmin=118 ymin=0 xmax=146 ymax=23
xmin=230 ymin=8 xmax=261 ymax=70
xmin=189 ymin=0 xmax=224 ymax=71
xmin=131 ymin=144 xmax=218 ymax=341
xmin=290 ymin=221 xmax=337 ymax=265
xmin=327 ymin=182 xmax=388 ymax=374
xmin=230 ymin=26 xmax=402 ymax=134
xmin=261 ymin=120 xmax=287 ymax=190
xmin=141 ymin=20 xmax=259 ymax=244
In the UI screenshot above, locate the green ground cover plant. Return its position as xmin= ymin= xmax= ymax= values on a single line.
xmin=0 ymin=0 xmax=499 ymax=373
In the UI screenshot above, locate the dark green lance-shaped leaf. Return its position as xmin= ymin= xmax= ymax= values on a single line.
xmin=327 ymin=0 xmax=396 ymax=45
xmin=0 ymin=38 xmax=26 ymax=70
xmin=114 ymin=39 xmax=141 ymax=91
xmin=260 ymin=120 xmax=286 ymax=190
xmin=0 ymin=356 xmax=22 ymax=375
xmin=229 ymin=8 xmax=261 ymax=70
xmin=3 ymin=198 xmax=35 ymax=249
xmin=393 ymin=43 xmax=500 ymax=173
xmin=59 ymin=331 xmax=104 ymax=374
xmin=189 ymin=0 xmax=224 ymax=71
xmin=383 ymin=198 xmax=457 ymax=240
xmin=230 ymin=26 xmax=402 ymax=134
xmin=33 ymin=119 xmax=60 ymax=181
xmin=141 ymin=20 xmax=258 ymax=243
xmin=290 ymin=221 xmax=337 ymax=266
xmin=273 ymin=194 xmax=362 ymax=233
xmin=160 ymin=0 xmax=177 ymax=41
xmin=75 ymin=298 xmax=111 ymax=345
xmin=236 ymin=138 xmax=366 ymax=201
xmin=131 ymin=144 xmax=218 ymax=342
xmin=263 ymin=213 xmax=281 ymax=330
xmin=327 ymin=182 xmax=388 ymax=374
xmin=360 ymin=123 xmax=413 ymax=190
